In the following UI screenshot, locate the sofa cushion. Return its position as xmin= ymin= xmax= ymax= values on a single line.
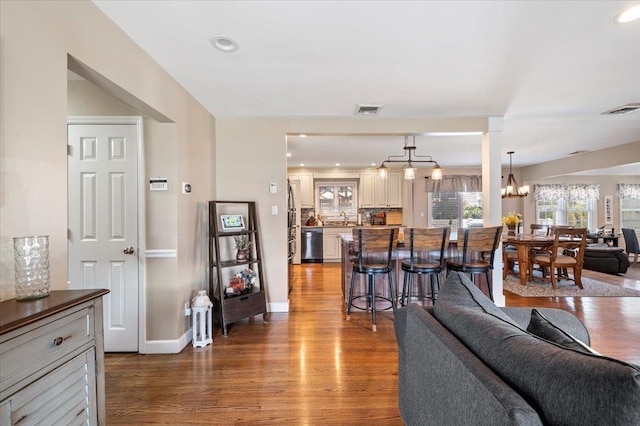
xmin=434 ymin=272 xmax=640 ymax=425
xmin=400 ymin=304 xmax=543 ymax=426
xmin=526 ymin=309 xmax=598 ymax=355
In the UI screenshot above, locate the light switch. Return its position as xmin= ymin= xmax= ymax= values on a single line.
xmin=272 ymin=206 xmax=278 ymax=215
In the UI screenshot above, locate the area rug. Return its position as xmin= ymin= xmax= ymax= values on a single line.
xmin=503 ymin=275 xmax=640 ymax=297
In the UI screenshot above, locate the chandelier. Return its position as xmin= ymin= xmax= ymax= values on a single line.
xmin=502 ymin=151 xmax=529 ymax=198
xmin=377 ymin=135 xmax=443 ymax=180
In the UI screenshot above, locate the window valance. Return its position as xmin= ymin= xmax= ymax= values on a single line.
xmin=565 ymin=183 xmax=600 ymax=201
xmin=617 ymin=183 xmax=640 ymax=200
xmin=534 ymin=184 xmax=565 ymax=201
xmin=425 ymin=175 xmax=482 ymax=193
xmin=534 ymin=183 xmax=600 ymax=201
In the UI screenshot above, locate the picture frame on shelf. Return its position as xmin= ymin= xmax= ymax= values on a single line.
xmin=221 ymin=214 xmax=245 ymax=231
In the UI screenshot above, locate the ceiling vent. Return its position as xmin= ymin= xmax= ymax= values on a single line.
xmin=601 ymin=103 xmax=640 ymax=115
xmin=569 ymin=150 xmax=590 ymax=155
xmin=355 ymin=104 xmax=383 ymax=115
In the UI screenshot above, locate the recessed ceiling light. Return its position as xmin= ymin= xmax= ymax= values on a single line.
xmin=210 ymin=35 xmax=239 ymax=52
xmin=371 ymin=163 xmax=376 ymax=166
xmin=335 ymin=163 xmax=340 ymax=167
xmin=299 ymin=134 xmax=307 ymax=138
xmin=614 ymin=5 xmax=640 ymax=24
xmin=286 ymin=153 xmax=292 ymax=157
xmin=300 ymin=163 xmax=305 ymax=167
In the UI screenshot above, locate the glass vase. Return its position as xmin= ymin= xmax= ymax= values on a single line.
xmin=13 ymin=235 xmax=50 ymax=300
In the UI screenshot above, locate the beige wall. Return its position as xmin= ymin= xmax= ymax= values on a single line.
xmin=68 ymin=79 xmax=183 ymax=340
xmin=217 ymin=117 xmax=493 ymax=308
xmin=0 ymin=1 xmax=215 ymax=347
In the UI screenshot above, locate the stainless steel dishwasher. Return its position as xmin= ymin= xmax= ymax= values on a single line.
xmin=301 ymin=227 xmax=323 ymax=263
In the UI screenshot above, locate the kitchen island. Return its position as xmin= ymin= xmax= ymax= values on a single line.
xmin=339 ymin=230 xmax=492 ymax=309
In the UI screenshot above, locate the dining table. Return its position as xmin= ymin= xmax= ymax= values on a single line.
xmin=503 ymin=234 xmax=556 ymax=285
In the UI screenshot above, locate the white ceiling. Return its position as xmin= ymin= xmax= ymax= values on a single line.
xmin=93 ymin=1 xmax=640 ymax=172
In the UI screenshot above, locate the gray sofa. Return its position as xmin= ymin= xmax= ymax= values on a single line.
xmin=394 ymin=271 xmax=640 ymax=426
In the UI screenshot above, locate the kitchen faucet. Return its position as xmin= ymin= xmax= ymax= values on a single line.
xmin=340 ymin=211 xmax=348 ymax=225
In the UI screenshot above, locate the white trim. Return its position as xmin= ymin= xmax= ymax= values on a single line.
xmin=143 ymin=329 xmax=193 ymax=354
xmin=145 ymin=249 xmax=177 ymax=258
xmin=67 ymin=116 xmax=142 ymax=125
xmin=68 ymin=116 xmax=147 ymax=354
xmin=268 ymin=301 xmax=290 ymax=313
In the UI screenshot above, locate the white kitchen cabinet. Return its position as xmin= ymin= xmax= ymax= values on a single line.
xmin=323 ymin=227 xmax=350 ymax=262
xmin=383 ymin=171 xmax=403 ymax=208
xmin=0 ymin=290 xmax=108 ymax=426
xmin=361 ymin=170 xmax=403 ymax=208
xmin=359 ymin=172 xmax=376 ymax=208
xmin=299 ymin=172 xmax=314 ymax=208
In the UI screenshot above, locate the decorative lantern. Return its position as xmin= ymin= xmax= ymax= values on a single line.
xmin=191 ymin=290 xmax=213 ymax=347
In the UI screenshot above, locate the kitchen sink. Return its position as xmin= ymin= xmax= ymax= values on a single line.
xmin=322 ymin=222 xmax=357 ymax=228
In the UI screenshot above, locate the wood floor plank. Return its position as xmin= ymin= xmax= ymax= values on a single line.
xmin=105 ymin=262 xmax=640 ymax=424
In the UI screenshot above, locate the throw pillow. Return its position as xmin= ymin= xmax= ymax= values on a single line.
xmin=526 ymin=309 xmax=600 ymax=355
xmin=435 ymin=297 xmax=640 ymax=424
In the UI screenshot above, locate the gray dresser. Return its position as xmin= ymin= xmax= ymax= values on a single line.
xmin=0 ymin=290 xmax=109 ymax=425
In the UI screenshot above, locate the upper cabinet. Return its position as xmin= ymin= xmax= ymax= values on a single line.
xmin=298 ymin=172 xmax=315 ymax=208
xmin=359 ymin=172 xmax=376 ymax=208
xmin=359 ymin=170 xmax=402 ymax=208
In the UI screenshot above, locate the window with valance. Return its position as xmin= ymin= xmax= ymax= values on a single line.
xmin=533 ymin=183 xmax=600 ymax=228
xmin=425 ymin=175 xmax=483 ymax=229
xmin=617 ymin=183 xmax=640 ymax=200
xmin=618 ymin=184 xmax=640 ymax=229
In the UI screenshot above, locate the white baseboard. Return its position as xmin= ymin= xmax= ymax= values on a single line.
xmin=140 ymin=301 xmax=289 ymax=353
xmin=141 ymin=328 xmax=192 ymax=354
xmin=268 ymin=301 xmax=290 ymax=312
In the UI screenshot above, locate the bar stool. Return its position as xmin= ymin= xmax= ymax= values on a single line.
xmin=346 ymin=227 xmax=398 ymax=332
xmin=400 ymin=227 xmax=450 ymax=306
xmin=446 ymin=226 xmax=502 ymax=301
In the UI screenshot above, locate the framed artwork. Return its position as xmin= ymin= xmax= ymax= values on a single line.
xmin=221 ymin=214 xmax=245 ymax=231
xmin=603 ymin=196 xmax=613 ymax=225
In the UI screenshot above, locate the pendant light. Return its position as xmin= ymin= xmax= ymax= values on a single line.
xmin=502 ymin=151 xmax=529 ymax=198
xmin=377 ymin=136 xmax=443 ymax=180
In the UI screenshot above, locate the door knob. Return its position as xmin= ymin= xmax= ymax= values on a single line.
xmin=123 ymin=246 xmax=135 ymax=255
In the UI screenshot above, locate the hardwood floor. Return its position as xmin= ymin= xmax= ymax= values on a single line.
xmin=105 ymin=262 xmax=640 ymax=424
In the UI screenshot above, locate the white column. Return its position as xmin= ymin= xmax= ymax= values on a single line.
xmin=482 ymin=117 xmax=505 ymax=306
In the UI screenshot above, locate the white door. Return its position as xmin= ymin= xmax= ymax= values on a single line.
xmin=68 ymin=123 xmax=139 ymax=352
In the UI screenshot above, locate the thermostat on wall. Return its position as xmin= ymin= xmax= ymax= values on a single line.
xmin=149 ymin=178 xmax=168 ymax=191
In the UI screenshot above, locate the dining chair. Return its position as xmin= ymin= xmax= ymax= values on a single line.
xmin=530 ymin=227 xmax=587 ymax=289
xmin=400 ymin=227 xmax=450 ymax=306
xmin=503 ymin=223 xmax=551 ymax=279
xmin=622 ymin=228 xmax=639 ymax=264
xmin=446 ymin=226 xmax=502 ymax=301
xmin=346 ymin=227 xmax=399 ymax=332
